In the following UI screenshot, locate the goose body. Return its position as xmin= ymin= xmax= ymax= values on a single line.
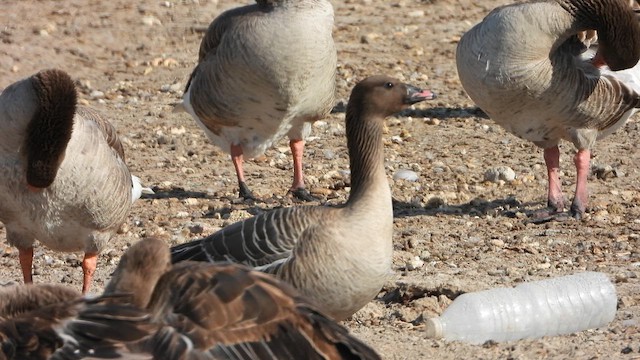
xmin=456 ymin=0 xmax=640 ymax=219
xmin=172 ymin=76 xmax=436 ymax=320
xmin=0 ymin=69 xmax=146 ymax=293
xmin=181 ymin=0 xmax=337 ymax=201
xmin=0 ymin=238 xmax=381 ymax=360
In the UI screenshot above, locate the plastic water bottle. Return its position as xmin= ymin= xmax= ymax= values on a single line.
xmin=425 ymin=272 xmax=617 ymax=344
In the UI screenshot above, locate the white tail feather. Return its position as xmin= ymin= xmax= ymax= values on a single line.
xmin=131 ymin=175 xmax=154 ymax=202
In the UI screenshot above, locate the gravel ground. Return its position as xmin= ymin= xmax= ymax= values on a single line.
xmin=1 ymin=0 xmax=639 ymax=358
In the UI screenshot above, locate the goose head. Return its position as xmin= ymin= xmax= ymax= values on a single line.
xmin=565 ymin=0 xmax=640 ymax=70
xmin=103 ymin=238 xmax=172 ymax=308
xmin=23 ymin=69 xmax=77 ymax=191
xmin=347 ymin=75 xmax=436 ymax=119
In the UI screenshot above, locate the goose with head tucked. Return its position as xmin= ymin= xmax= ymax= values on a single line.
xmin=178 ymin=0 xmax=337 ymax=202
xmin=456 ymin=0 xmax=640 ymax=220
xmin=171 ymin=76 xmax=436 ymax=320
xmin=0 ymin=238 xmax=381 ymax=360
xmin=0 ymin=69 xmax=150 ymax=293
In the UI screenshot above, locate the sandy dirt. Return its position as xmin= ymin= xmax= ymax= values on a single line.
xmin=1 ymin=0 xmax=639 ymax=358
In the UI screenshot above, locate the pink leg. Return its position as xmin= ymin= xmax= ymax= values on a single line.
xmin=230 ymin=144 xmax=253 ymax=199
xmin=543 ymin=146 xmax=564 ymax=212
xmin=570 ymin=149 xmax=590 ymax=219
xmin=81 ymin=252 xmax=98 ymax=294
xmin=18 ymin=247 xmax=34 ymax=284
xmin=289 ymin=139 xmax=316 ymax=202
xmin=290 ymin=139 xmax=305 ymax=191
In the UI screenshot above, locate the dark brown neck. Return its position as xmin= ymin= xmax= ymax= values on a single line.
xmin=559 ymin=0 xmax=640 ymax=70
xmin=344 ymin=107 xmax=386 ymax=204
xmin=25 ymin=70 xmax=77 ymax=188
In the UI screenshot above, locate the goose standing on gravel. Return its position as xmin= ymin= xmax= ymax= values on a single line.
xmin=0 ymin=238 xmax=381 ymax=359
xmin=179 ymin=0 xmax=337 ymax=201
xmin=171 ymin=76 xmax=436 ymax=320
xmin=0 ymin=69 xmax=150 ymax=293
xmin=456 ymin=0 xmax=640 ymax=220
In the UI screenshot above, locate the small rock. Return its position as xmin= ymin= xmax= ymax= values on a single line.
xmin=90 ymin=90 xmax=105 ymax=99
xmin=188 ymin=223 xmax=205 ymax=235
xmin=141 ymin=16 xmax=161 ymax=26
xmin=593 ymin=164 xmax=623 ymax=180
xmin=406 ymin=256 xmax=424 ymax=271
xmin=407 ymin=10 xmax=424 ymax=17
xmin=489 ymin=239 xmax=505 ymax=247
xmin=170 ymin=126 xmax=186 ymax=135
xmin=393 ymin=169 xmax=419 ymax=182
xmin=361 ymin=33 xmax=381 ymax=44
xmin=174 ymin=211 xmax=190 ymax=219
xmin=484 ymin=166 xmax=516 ymax=182
xmin=183 ymin=198 xmax=199 ymax=206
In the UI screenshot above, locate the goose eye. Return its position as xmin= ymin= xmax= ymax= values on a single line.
xmin=384 ymin=82 xmax=394 ymax=89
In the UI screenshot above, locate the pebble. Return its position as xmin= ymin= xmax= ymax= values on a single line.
xmin=183 ymin=198 xmax=199 ymax=206
xmin=484 ymin=166 xmax=516 ymax=182
xmin=592 ymin=164 xmax=623 ymax=180
xmin=407 ymin=10 xmax=424 ymax=17
xmin=489 ymin=239 xmax=505 ymax=247
xmin=141 ymin=15 xmax=161 ymax=26
xmin=423 ymin=118 xmax=440 ymax=125
xmin=187 ymin=222 xmax=205 ymax=235
xmin=170 ymin=126 xmax=186 ymax=135
xmin=393 ymin=169 xmax=420 ymax=182
xmin=160 ymin=83 xmax=182 ymax=93
xmin=323 ymin=149 xmax=336 ymax=159
xmin=90 ymin=90 xmax=105 ymax=99
xmin=174 ymin=211 xmax=190 ymax=219
xmin=361 ymin=33 xmax=381 ymax=44
xmin=406 ymin=256 xmax=424 ymax=271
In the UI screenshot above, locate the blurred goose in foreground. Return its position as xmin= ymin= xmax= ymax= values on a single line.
xmin=456 ymin=0 xmax=640 ymax=220
xmin=0 ymin=238 xmax=381 ymax=359
xmin=179 ymin=0 xmax=337 ymax=201
xmin=171 ymin=76 xmax=436 ymax=320
xmin=0 ymin=69 xmax=151 ymax=293
xmin=0 ymin=284 xmax=80 ymax=320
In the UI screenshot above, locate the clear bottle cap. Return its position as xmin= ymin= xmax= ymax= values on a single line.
xmin=425 ymin=317 xmax=443 ymax=339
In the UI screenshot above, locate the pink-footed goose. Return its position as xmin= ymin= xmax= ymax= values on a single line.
xmin=171 ymin=76 xmax=436 ymax=320
xmin=456 ymin=0 xmax=640 ymax=220
xmin=0 ymin=69 xmax=151 ymax=293
xmin=0 ymin=238 xmax=381 ymax=359
xmin=178 ymin=0 xmax=337 ymax=201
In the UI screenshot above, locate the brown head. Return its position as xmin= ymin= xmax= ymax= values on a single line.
xmin=346 ymin=75 xmax=435 ymax=120
xmin=103 ymin=238 xmax=172 ymax=308
xmin=24 ymin=69 xmax=77 ymax=189
xmin=560 ymin=0 xmax=640 ymax=70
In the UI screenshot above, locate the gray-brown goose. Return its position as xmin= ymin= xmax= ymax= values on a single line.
xmin=171 ymin=76 xmax=436 ymax=320
xmin=0 ymin=69 xmax=149 ymax=293
xmin=179 ymin=0 xmax=337 ymax=201
xmin=456 ymin=0 xmax=640 ymax=220
xmin=0 ymin=238 xmax=381 ymax=359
